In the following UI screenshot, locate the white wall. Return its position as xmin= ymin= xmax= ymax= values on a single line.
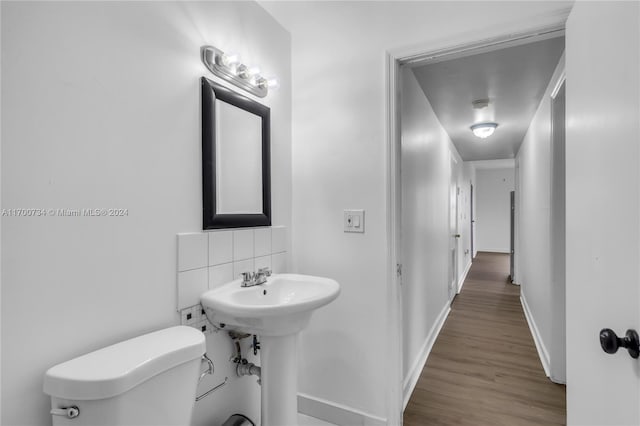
xmin=0 ymin=2 xmax=291 ymax=425
xmin=399 ymin=67 xmax=453 ymax=402
xmin=566 ymin=3 xmax=640 ymax=424
xmin=515 ymin=54 xmax=565 ymax=378
xmin=474 ymin=168 xmax=515 ymax=253
xmin=258 ymin=1 xmax=573 ymax=422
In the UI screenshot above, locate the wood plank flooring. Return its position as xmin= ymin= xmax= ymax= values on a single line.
xmin=403 ymin=252 xmax=566 ymax=425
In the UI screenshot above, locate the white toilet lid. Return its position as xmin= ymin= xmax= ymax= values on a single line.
xmin=43 ymin=326 xmax=205 ymax=400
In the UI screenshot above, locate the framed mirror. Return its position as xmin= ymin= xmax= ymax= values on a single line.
xmin=201 ymin=77 xmax=271 ymax=229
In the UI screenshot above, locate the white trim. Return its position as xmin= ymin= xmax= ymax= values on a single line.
xmin=548 ymin=59 xmax=567 ymax=386
xmin=476 ymin=249 xmax=511 ymax=254
xmin=400 ymin=25 xmax=565 ymax=67
xmin=402 ymin=303 xmax=451 ymax=409
xmin=298 ymin=393 xmax=387 ymax=426
xmin=550 ymin=71 xmax=566 ymax=99
xmin=458 ymin=260 xmax=472 ymax=293
xmin=520 ymin=294 xmax=551 ymax=377
xmin=384 ymin=50 xmax=403 ymax=426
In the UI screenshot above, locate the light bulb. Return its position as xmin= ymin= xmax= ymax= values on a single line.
xmin=220 ymin=52 xmax=239 ymax=67
xmin=266 ymin=78 xmax=279 ymax=89
xmin=470 ymin=122 xmax=498 ymax=139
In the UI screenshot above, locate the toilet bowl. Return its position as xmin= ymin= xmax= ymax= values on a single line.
xmin=43 ymin=326 xmax=206 ymax=425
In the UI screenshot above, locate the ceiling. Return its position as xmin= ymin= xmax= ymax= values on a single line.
xmin=411 ymin=36 xmax=565 ymax=161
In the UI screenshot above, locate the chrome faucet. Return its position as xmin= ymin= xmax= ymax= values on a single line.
xmin=241 ymin=267 xmax=272 ymax=287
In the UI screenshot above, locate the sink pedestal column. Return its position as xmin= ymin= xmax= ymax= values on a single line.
xmin=260 ymin=334 xmax=298 ymax=426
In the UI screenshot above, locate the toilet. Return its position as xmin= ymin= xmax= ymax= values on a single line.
xmin=43 ymin=326 xmax=206 ymax=425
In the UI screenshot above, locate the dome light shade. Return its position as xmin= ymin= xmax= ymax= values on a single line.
xmin=470 ymin=122 xmax=498 ymax=139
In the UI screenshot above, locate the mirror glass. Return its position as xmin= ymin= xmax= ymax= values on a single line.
xmin=215 ymin=100 xmax=262 ymax=214
xmin=201 ymin=77 xmax=271 ymax=229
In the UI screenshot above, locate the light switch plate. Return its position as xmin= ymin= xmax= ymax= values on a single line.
xmin=344 ymin=209 xmax=365 ymax=233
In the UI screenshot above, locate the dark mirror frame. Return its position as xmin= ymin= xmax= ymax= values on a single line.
xmin=201 ymin=77 xmax=271 ymax=229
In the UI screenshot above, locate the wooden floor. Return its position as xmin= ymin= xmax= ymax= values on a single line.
xmin=403 ymin=252 xmax=566 ymax=425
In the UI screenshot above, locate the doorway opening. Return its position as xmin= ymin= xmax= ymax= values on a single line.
xmin=387 ymin=22 xmax=568 ymax=424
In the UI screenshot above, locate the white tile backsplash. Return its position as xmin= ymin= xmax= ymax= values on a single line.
xmin=272 ymin=226 xmax=286 ymax=253
xmin=254 ymin=255 xmax=272 ymax=271
xmin=177 ymin=268 xmax=208 ymax=310
xmin=176 ymin=226 xmax=286 ymax=312
xmin=179 ymin=305 xmax=213 ymax=335
xmin=233 ymin=259 xmax=254 ymax=279
xmin=209 ymin=263 xmax=234 ymax=289
xmin=272 ymin=252 xmax=287 ymax=273
xmin=254 ymin=228 xmax=272 ymax=257
xmin=177 ymin=233 xmax=208 ymax=271
xmin=233 ymin=229 xmax=254 ymax=261
xmin=195 ymin=319 xmax=212 ymax=335
xmin=181 ymin=306 xmax=197 ymax=325
xmin=209 ymin=230 xmax=233 ymax=266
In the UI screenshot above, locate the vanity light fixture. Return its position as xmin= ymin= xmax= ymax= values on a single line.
xmin=200 ymin=45 xmax=277 ymax=98
xmin=470 ymin=122 xmax=498 ymax=139
xmin=220 ymin=52 xmax=239 ymax=67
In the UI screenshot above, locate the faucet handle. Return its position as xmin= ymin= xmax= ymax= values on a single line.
xmin=257 ymin=267 xmax=272 ymax=277
xmin=241 ymin=272 xmax=254 ymax=282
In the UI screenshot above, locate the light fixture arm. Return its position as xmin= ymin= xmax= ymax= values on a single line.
xmin=200 ymin=45 xmax=268 ymax=98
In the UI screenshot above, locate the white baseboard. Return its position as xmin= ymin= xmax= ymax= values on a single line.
xmin=457 ymin=260 xmax=472 ymax=293
xmin=520 ymin=294 xmax=550 ymax=377
xmin=477 ymin=249 xmax=510 ymax=254
xmin=402 ymin=303 xmax=451 ymax=410
xmin=297 ymin=393 xmax=386 ymax=426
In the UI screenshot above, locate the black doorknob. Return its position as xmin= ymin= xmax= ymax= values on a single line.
xmin=599 ymin=328 xmax=640 ymax=359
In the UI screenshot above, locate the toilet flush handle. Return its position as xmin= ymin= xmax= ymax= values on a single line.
xmin=199 ymin=353 xmax=215 ymax=382
xmin=51 ymin=406 xmax=80 ymax=419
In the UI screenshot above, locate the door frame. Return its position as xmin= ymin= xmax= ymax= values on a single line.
xmin=384 ymin=18 xmax=569 ymax=425
xmin=449 ymin=155 xmax=459 ymax=303
xmin=549 ymin=74 xmax=566 ymax=384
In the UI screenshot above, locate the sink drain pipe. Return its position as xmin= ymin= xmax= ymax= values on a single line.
xmin=228 ymin=332 xmax=261 ymax=384
xmin=237 ymin=362 xmax=261 ymax=384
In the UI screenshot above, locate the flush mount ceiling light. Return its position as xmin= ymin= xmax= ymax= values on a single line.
xmin=470 ymin=122 xmax=499 ymax=139
xmin=200 ymin=45 xmax=277 ymax=98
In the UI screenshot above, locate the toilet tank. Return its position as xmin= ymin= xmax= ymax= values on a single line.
xmin=43 ymin=326 xmax=206 ymax=426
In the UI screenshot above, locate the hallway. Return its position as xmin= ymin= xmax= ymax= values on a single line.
xmin=403 ymin=252 xmax=566 ymax=425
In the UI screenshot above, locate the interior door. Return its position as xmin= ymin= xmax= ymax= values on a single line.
xmin=509 ymin=191 xmax=515 ymax=282
xmin=449 ymin=156 xmax=459 ymax=302
xmin=566 ymin=2 xmax=640 ymax=424
xmin=470 ymin=184 xmax=474 ymax=258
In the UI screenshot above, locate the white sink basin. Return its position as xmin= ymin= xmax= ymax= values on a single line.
xmin=200 ymin=273 xmax=340 ymax=336
xmin=201 ymin=273 xmax=340 ymax=425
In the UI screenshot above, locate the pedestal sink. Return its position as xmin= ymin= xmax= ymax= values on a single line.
xmin=200 ymin=273 xmax=340 ymax=426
